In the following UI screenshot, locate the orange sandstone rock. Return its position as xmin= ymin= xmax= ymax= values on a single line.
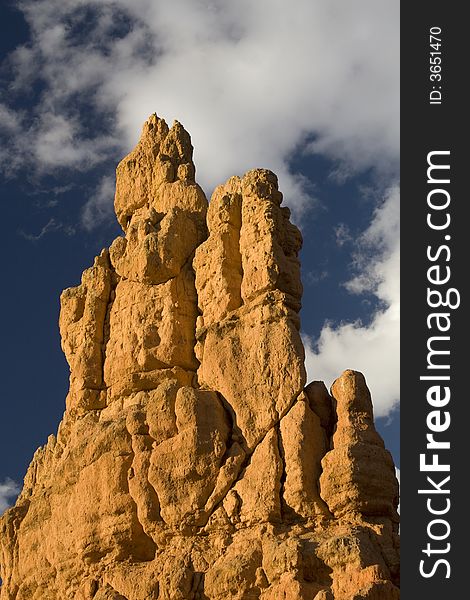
xmin=0 ymin=116 xmax=399 ymax=600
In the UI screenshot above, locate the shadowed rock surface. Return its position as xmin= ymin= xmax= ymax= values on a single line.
xmin=0 ymin=115 xmax=399 ymax=600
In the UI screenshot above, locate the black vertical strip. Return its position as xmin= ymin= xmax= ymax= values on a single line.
xmin=401 ymin=3 xmax=466 ymax=596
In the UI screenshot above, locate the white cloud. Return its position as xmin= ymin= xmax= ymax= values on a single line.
xmin=31 ymin=113 xmax=118 ymax=170
xmin=81 ymin=175 xmax=116 ymax=231
xmin=0 ymin=479 xmax=20 ymax=514
xmin=334 ymin=223 xmax=352 ymax=247
xmin=0 ymin=103 xmax=22 ymax=132
xmin=304 ymin=186 xmax=400 ymax=418
xmin=2 ymin=0 xmax=398 ymax=220
xmin=396 ymin=467 xmax=400 ymax=514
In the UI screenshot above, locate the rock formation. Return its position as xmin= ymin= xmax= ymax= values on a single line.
xmin=0 ymin=115 xmax=399 ymax=600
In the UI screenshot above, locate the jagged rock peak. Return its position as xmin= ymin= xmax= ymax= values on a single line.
xmin=0 ymin=116 xmax=399 ymax=600
xmin=114 ymin=114 xmax=206 ymax=230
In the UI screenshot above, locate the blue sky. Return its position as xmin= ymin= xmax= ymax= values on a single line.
xmin=0 ymin=0 xmax=399 ymax=511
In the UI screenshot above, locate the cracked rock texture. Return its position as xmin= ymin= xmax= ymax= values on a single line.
xmin=0 ymin=115 xmax=399 ymax=600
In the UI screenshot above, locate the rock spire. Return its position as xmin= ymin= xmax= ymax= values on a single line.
xmin=0 ymin=115 xmax=399 ymax=600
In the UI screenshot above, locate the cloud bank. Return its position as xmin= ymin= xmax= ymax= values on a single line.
xmin=304 ymin=186 xmax=400 ymax=417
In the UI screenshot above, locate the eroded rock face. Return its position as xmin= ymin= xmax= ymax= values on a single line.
xmin=0 ymin=116 xmax=399 ymax=600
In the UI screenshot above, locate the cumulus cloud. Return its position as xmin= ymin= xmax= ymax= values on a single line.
xmin=2 ymin=0 xmax=398 ymax=220
xmin=304 ymin=186 xmax=400 ymax=417
xmin=0 ymin=478 xmax=20 ymax=514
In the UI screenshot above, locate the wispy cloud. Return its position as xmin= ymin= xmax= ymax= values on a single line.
xmin=27 ymin=183 xmax=75 ymax=207
xmin=304 ymin=269 xmax=329 ymax=286
xmin=304 ymin=186 xmax=400 ymax=417
xmin=334 ymin=223 xmax=353 ymax=247
xmin=0 ymin=478 xmax=20 ymax=514
xmin=19 ymin=217 xmax=75 ymax=241
xmin=0 ymin=103 xmax=22 ymax=132
xmin=81 ymin=175 xmax=115 ymax=230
